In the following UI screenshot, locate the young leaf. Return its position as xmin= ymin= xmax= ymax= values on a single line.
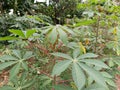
xmin=79 ymin=42 xmax=86 ymax=54
xmin=52 ymin=60 xmax=72 ymax=76
xmin=72 ymin=63 xmax=86 ymax=90
xmin=0 ymin=36 xmax=18 ymax=41
xmin=9 ymin=29 xmax=25 ymax=38
xmin=26 ymin=29 xmax=36 ymax=38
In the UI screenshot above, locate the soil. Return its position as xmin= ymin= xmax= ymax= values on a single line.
xmin=116 ymin=75 xmax=120 ymax=90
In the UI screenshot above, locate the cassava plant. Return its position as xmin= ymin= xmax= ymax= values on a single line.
xmin=0 ymin=0 xmax=120 ymax=90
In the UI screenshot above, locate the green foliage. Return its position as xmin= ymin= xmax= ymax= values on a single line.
xmin=0 ymin=0 xmax=119 ymax=90
xmin=0 ymin=50 xmax=33 ymax=80
xmin=52 ymin=50 xmax=109 ymax=90
xmin=42 ymin=25 xmax=74 ymax=44
xmin=0 ymin=72 xmax=36 ymax=90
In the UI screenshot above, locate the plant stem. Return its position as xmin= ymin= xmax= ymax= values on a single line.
xmin=95 ymin=16 xmax=100 ymax=54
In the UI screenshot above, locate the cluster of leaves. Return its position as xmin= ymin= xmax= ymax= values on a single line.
xmin=0 ymin=0 xmax=120 ymax=90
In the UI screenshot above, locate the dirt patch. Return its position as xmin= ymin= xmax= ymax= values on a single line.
xmin=116 ymin=75 xmax=120 ymax=90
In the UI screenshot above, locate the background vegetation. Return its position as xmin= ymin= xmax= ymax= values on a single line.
xmin=0 ymin=0 xmax=120 ymax=90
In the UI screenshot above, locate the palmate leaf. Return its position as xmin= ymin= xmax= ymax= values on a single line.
xmin=80 ymin=59 xmax=109 ymax=68
xmin=52 ymin=52 xmax=110 ymax=90
xmin=78 ymin=63 xmax=107 ymax=88
xmin=43 ymin=25 xmax=74 ymax=44
xmin=51 ymin=52 xmax=72 ymax=60
xmin=0 ymin=50 xmax=34 ymax=80
xmin=72 ymin=63 xmax=86 ymax=90
xmin=52 ymin=60 xmax=72 ymax=76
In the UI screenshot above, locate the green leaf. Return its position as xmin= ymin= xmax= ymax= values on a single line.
xmin=42 ymin=26 xmax=53 ymax=34
xmin=9 ymin=29 xmax=25 ymax=38
xmin=12 ymin=50 xmax=21 ymax=59
xmin=74 ymin=20 xmax=95 ymax=27
xmin=73 ymin=49 xmax=80 ymax=59
xmin=0 ymin=55 xmax=18 ymax=61
xmin=87 ymin=77 xmax=94 ymax=85
xmin=47 ymin=27 xmax=58 ymax=44
xmin=42 ymin=79 xmax=52 ymax=87
xmin=78 ymin=63 xmax=107 ymax=88
xmin=26 ymin=29 xmax=36 ymax=38
xmin=78 ymin=53 xmax=98 ymax=59
xmin=0 ymin=61 xmax=17 ymax=70
xmin=108 ymin=60 xmax=114 ymax=67
xmin=0 ymin=36 xmax=18 ymax=41
xmin=83 ymin=83 xmax=106 ymax=90
xmin=51 ymin=52 xmax=73 ymax=60
xmin=23 ymin=51 xmax=33 ymax=60
xmin=105 ymin=78 xmax=116 ymax=87
xmin=22 ymin=79 xmax=36 ymax=89
xmin=72 ymin=63 xmax=86 ymax=90
xmin=21 ymin=62 xmax=28 ymax=71
xmin=10 ymin=63 xmax=21 ymax=80
xmin=80 ymin=59 xmax=109 ymax=68
xmin=54 ymin=85 xmax=73 ymax=90
xmin=52 ymin=60 xmax=72 ymax=76
xmin=0 ymin=86 xmax=15 ymax=90
xmin=114 ymin=60 xmax=120 ymax=66
xmin=101 ymin=72 xmax=112 ymax=78
xmin=58 ymin=28 xmax=68 ymax=44
xmin=60 ymin=26 xmax=74 ymax=35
